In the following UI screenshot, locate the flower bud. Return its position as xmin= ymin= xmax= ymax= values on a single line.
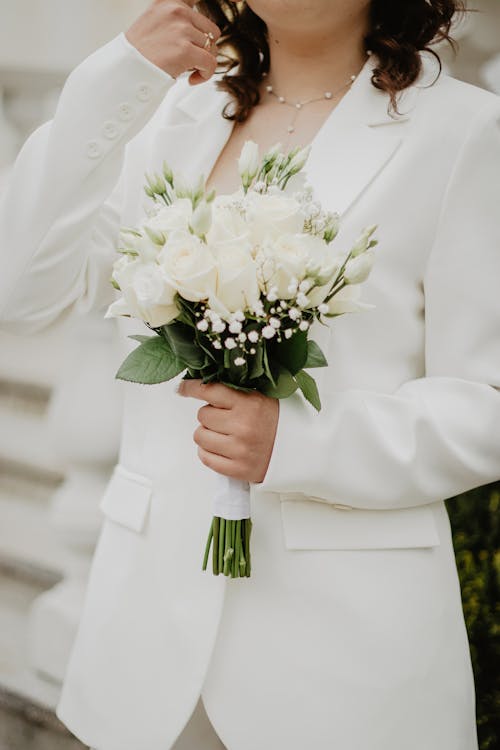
xmin=239 ymin=141 xmax=260 ymax=188
xmin=162 ymin=161 xmax=174 ymax=186
xmin=143 ymin=226 xmax=166 ymax=246
xmin=344 ymin=249 xmax=375 ymax=284
xmin=287 ymin=145 xmax=312 ymax=175
xmin=190 ymin=200 xmax=212 ymax=238
xmin=351 ymin=225 xmax=378 ymax=257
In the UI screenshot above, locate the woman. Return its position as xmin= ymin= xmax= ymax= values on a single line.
xmin=0 ymin=1 xmax=499 ymax=749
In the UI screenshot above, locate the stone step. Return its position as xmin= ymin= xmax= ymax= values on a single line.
xmin=0 ymin=378 xmax=62 ymax=477
xmin=0 ymin=460 xmax=66 ymax=575
xmin=0 ymin=563 xmax=85 ymax=750
xmin=0 ymin=329 xmax=67 ymax=389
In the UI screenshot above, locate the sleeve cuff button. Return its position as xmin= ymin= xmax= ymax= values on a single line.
xmin=136 ymin=83 xmax=153 ymax=102
xmin=103 ymin=121 xmax=119 ymax=140
xmin=86 ymin=140 xmax=102 ymax=159
xmin=118 ymin=103 xmax=134 ymax=121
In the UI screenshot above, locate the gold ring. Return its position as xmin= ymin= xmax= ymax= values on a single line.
xmin=203 ymin=31 xmax=215 ymax=50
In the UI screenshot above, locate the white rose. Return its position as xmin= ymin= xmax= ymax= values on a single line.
xmin=106 ymin=258 xmax=178 ymax=327
xmin=326 ymin=284 xmax=376 ymax=315
xmin=159 ymin=229 xmax=217 ymax=302
xmin=209 ymin=240 xmax=260 ymax=319
xmin=245 ymin=192 xmax=304 ymax=244
xmin=207 ymin=195 xmax=250 ymax=247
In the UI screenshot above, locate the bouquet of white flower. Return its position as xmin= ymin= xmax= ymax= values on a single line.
xmin=105 ymin=140 xmax=377 ymax=578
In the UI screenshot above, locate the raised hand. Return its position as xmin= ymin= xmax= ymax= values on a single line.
xmin=125 ymin=0 xmax=221 ymax=85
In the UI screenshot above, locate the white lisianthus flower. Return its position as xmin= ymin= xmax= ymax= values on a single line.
xmin=344 ymin=249 xmax=375 ymax=284
xmin=106 ymin=258 xmax=179 ymax=327
xmin=111 ymin=253 xmax=133 ymax=284
xmin=209 ymin=240 xmax=260 ymax=320
xmin=326 ymin=284 xmax=376 ymax=315
xmin=238 ymin=141 xmax=260 ymax=188
xmin=245 ymin=192 xmax=304 ymax=244
xmin=118 ymin=229 xmax=161 ymax=264
xmin=142 ymin=198 xmax=193 ymax=236
xmin=159 ymin=229 xmax=217 ymax=302
xmin=256 ymin=232 xmax=333 ymax=304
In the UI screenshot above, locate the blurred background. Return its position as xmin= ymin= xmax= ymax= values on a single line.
xmin=0 ymin=1 xmax=498 ymax=749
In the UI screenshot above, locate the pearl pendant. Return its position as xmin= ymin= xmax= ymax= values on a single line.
xmin=287 ymin=125 xmax=295 ymax=133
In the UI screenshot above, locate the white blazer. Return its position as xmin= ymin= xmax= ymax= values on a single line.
xmin=2 ymin=31 xmax=500 ymax=750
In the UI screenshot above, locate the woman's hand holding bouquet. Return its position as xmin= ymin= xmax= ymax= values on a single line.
xmin=105 ymin=140 xmax=377 ymax=578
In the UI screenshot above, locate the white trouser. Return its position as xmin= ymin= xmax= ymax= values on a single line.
xmin=90 ymin=696 xmax=227 ymax=750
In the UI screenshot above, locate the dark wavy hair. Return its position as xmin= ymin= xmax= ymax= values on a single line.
xmin=197 ymin=0 xmax=466 ymax=120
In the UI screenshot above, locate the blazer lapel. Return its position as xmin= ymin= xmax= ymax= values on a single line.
xmin=303 ymin=55 xmax=420 ymax=217
xmin=148 ymin=76 xmax=235 ymax=186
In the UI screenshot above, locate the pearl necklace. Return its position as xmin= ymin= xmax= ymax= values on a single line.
xmin=262 ymin=56 xmax=370 ymax=135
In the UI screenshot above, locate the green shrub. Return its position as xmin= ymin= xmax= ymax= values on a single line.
xmin=446 ymin=482 xmax=500 ymax=750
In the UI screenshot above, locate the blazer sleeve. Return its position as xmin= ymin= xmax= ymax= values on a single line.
xmin=0 ymin=32 xmax=176 ymax=335
xmin=253 ymin=97 xmax=500 ymax=511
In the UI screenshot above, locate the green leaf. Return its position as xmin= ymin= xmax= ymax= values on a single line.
xmin=294 ymin=369 xmax=321 ymax=411
xmin=116 ymin=336 xmax=185 ymax=384
xmin=262 ymin=342 xmax=277 ymax=388
xmin=128 ymin=334 xmax=154 ymax=344
xmin=249 ymin=342 xmax=264 ymax=380
xmin=162 ymin=322 xmax=205 ymax=369
xmin=263 ymin=366 xmax=298 ymax=399
xmin=275 ymin=329 xmax=308 ymax=374
xmin=304 ymin=339 xmax=328 ymax=369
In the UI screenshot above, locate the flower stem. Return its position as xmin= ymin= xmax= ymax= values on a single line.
xmin=223 ymin=520 xmax=233 ymax=576
xmin=231 ymin=520 xmax=237 ymax=577
xmin=244 ymin=518 xmax=252 ymax=576
xmin=213 ymin=517 xmax=220 ymax=575
xmin=218 ymin=517 xmax=226 ymax=574
xmin=235 ymin=520 xmax=242 ymax=578
xmin=202 ymin=518 xmax=213 ymax=571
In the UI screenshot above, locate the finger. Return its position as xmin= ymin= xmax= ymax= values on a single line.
xmin=177 ymin=379 xmax=234 ymax=408
xmin=188 ymin=25 xmax=217 ymax=52
xmin=198 ymin=447 xmax=243 ymax=479
xmin=188 ymin=6 xmax=221 ymax=41
xmin=197 ymin=404 xmax=232 ymax=434
xmin=186 ymin=44 xmax=218 ymax=80
xmin=187 ymin=69 xmax=207 ymax=86
xmin=194 ymin=425 xmax=235 ymax=458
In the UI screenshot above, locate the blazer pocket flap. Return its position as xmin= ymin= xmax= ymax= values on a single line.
xmin=99 ymin=463 xmax=153 ymax=533
xmin=280 ymin=495 xmax=440 ymax=550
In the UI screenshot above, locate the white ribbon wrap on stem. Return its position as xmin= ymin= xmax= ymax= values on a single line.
xmin=212 ymin=474 xmax=251 ymax=520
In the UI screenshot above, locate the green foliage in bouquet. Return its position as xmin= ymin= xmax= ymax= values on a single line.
xmin=116 ymin=310 xmax=328 ymax=410
xmin=446 ymin=482 xmax=500 ymax=750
